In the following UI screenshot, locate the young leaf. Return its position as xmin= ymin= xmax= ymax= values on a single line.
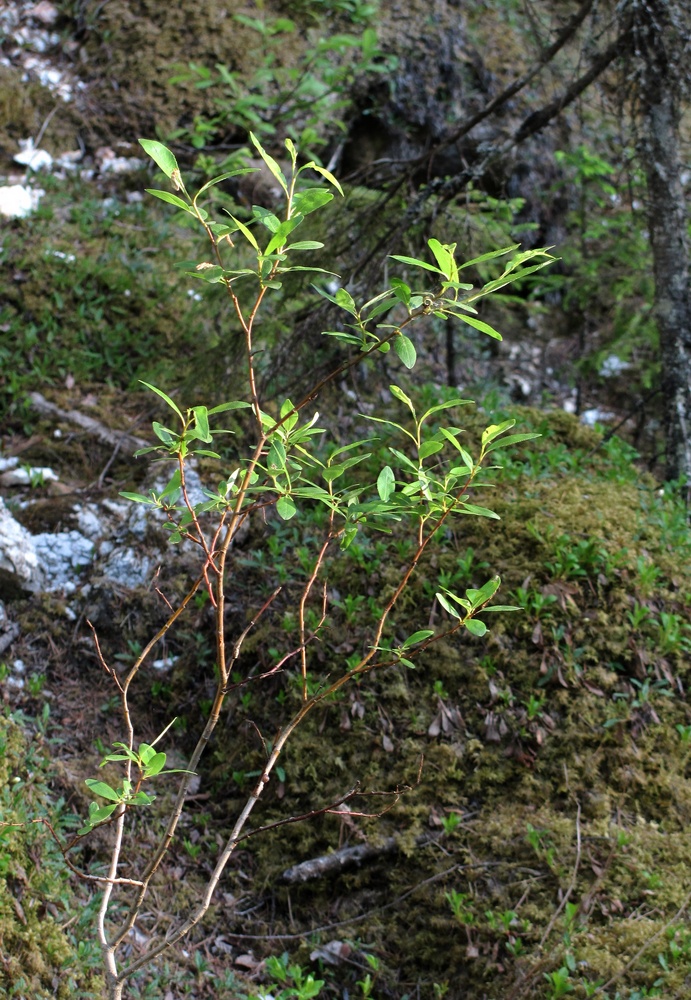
xmin=464 ymin=619 xmax=488 ymax=637
xmin=394 ymin=335 xmax=416 ymax=369
xmin=120 ymin=492 xmax=156 ymax=504
xmin=436 ymin=593 xmax=462 ymax=619
xmin=390 ymin=277 xmax=411 ymax=305
xmin=280 ymin=398 xmax=299 ymax=432
xmin=454 ymin=313 xmax=503 ymax=340
xmin=377 ymin=465 xmax=395 ymax=502
xmin=402 ymin=629 xmax=435 ymax=649
xmin=230 ymin=215 xmax=259 ymax=251
xmin=292 ymin=188 xmax=334 ymax=215
xmin=428 ymin=238 xmax=456 ymax=279
xmin=459 ymin=502 xmax=500 ymax=519
xmin=389 ymin=253 xmax=444 ymax=274
xmin=192 ymin=405 xmax=212 ymax=442
xmin=389 ymin=384 xmax=416 ymax=414
xmin=207 ymin=400 xmax=252 ymax=414
xmin=419 ymin=440 xmax=443 ymax=460
xmin=140 ymin=381 xmax=184 ymax=420
xmin=145 ymin=189 xmax=194 ymax=214
xmin=249 ymin=131 xmax=288 ymax=193
xmin=276 ymin=496 xmax=297 ymax=520
xmin=300 ymin=161 xmax=344 ymax=196
xmin=139 ymin=139 xmax=178 ymax=178
xmin=484 ymin=432 xmax=541 ymax=454
xmin=458 ymin=245 xmax=519 ymax=270
xmin=482 ymin=420 xmax=515 ymax=446
xmin=85 ymin=779 xmax=121 ymax=802
xmin=143 ymin=752 xmax=167 ymax=777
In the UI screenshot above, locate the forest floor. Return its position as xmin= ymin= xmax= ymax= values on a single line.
xmin=3 ymin=3 xmax=691 ymax=999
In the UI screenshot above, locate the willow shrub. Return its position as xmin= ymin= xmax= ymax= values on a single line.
xmin=67 ymin=134 xmax=553 ymax=998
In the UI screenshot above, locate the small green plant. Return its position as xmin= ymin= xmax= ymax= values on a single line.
xmin=446 ymin=889 xmax=477 ymax=927
xmin=543 ymin=965 xmax=575 ymax=998
xmin=252 ymin=954 xmax=324 ymax=1000
xmin=169 ymin=6 xmax=395 ymax=157
xmin=26 ymin=672 xmax=47 ymax=697
xmin=441 ymin=811 xmax=462 ymax=835
xmin=49 ymin=134 xmax=552 ymax=999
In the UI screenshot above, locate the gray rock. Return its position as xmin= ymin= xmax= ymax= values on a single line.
xmin=0 ymin=498 xmax=43 ymax=595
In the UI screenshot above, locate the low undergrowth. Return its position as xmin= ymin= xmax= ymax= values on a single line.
xmin=5 ymin=404 xmax=691 ymax=999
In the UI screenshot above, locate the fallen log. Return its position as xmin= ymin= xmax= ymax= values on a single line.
xmin=29 ymin=392 xmax=149 ymax=456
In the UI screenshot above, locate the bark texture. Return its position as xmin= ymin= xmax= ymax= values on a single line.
xmin=629 ymin=0 xmax=691 ymax=483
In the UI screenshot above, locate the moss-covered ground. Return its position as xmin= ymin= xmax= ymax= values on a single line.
xmin=5 ymin=387 xmax=691 ymax=998
xmin=3 ymin=5 xmax=691 ymax=997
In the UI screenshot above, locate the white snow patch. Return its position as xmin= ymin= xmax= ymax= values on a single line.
xmin=599 ymin=354 xmax=630 ymax=377
xmin=0 ymin=184 xmax=45 ymax=218
xmin=14 ymin=137 xmax=53 ymax=171
xmin=581 ymin=408 xmax=615 ymax=427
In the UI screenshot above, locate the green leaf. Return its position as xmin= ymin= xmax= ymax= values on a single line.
xmin=119 ymin=491 xmax=155 ymax=504
xmin=482 ymin=605 xmax=523 ymax=612
xmin=420 ymin=399 xmax=473 ymax=424
xmin=267 ymin=439 xmax=287 ymax=472
xmin=377 ymin=465 xmax=395 ymax=502
xmin=458 ymin=245 xmax=519 ymax=271
xmin=394 ymin=335 xmax=416 ymax=369
xmin=390 ymin=278 xmax=411 ymax=305
xmin=85 ymin=779 xmax=121 ymax=802
xmin=335 ymin=288 xmax=357 ymax=314
xmin=464 ymin=619 xmax=487 ymax=637
xmin=253 ymin=206 xmax=282 ymax=233
xmin=459 ymin=502 xmax=500 ymax=519
xmin=466 ymin=576 xmax=501 ymax=607
xmin=192 ymin=405 xmax=212 ymax=442
xmin=322 ymin=454 xmax=370 ymax=482
xmin=129 ymin=791 xmax=156 ymax=805
xmin=265 ymin=215 xmax=304 ymax=255
xmin=301 ymin=161 xmax=344 ymax=196
xmin=402 ymin=629 xmax=435 ymax=648
xmin=143 ymin=752 xmax=167 ymax=777
xmin=484 ymin=432 xmax=541 ymax=453
xmin=389 ymin=253 xmax=444 ymax=274
xmin=286 ymin=240 xmax=324 ymax=251
xmin=152 ymin=421 xmax=177 ymax=445
xmin=207 ymin=400 xmax=252 ymax=414
xmin=159 ymin=468 xmax=182 ymax=500
xmin=436 ymin=593 xmax=462 ymax=619
xmin=389 ymin=384 xmax=416 ymax=414
xmin=145 ymin=189 xmax=194 ymax=214
xmin=139 ymin=139 xmax=178 ymax=178
xmin=419 ymin=440 xmax=443 ymax=460
xmin=195 ymin=167 xmax=258 ymax=199
xmin=79 ymin=802 xmax=117 ymax=833
xmin=428 ymin=238 xmax=456 ymax=279
xmin=280 ymin=398 xmax=299 ymax=432
xmin=249 ymin=131 xmax=288 ymax=193
xmin=454 ymin=312 xmax=503 ymax=340
xmin=137 ymin=743 xmax=156 ymax=764
xmin=140 ymin=381 xmax=183 ymax=420
xmin=482 ymin=420 xmax=515 ymax=446
xmin=292 ymin=188 xmax=334 ymax=215
xmin=230 ymin=215 xmax=259 ymax=250
xmin=187 ymin=265 xmax=225 ymax=284
xmin=276 ymin=496 xmax=297 ymax=520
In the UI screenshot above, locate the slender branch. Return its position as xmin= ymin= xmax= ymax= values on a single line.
xmin=434 ymin=0 xmax=596 ymax=156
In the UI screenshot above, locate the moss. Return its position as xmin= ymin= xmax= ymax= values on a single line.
xmin=0 ymin=712 xmax=104 ymax=997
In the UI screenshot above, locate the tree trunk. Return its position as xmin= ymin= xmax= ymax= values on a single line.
xmin=630 ymin=0 xmax=691 ymax=484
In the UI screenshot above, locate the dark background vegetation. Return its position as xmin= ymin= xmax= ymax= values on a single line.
xmin=2 ymin=1 xmax=691 ymax=998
